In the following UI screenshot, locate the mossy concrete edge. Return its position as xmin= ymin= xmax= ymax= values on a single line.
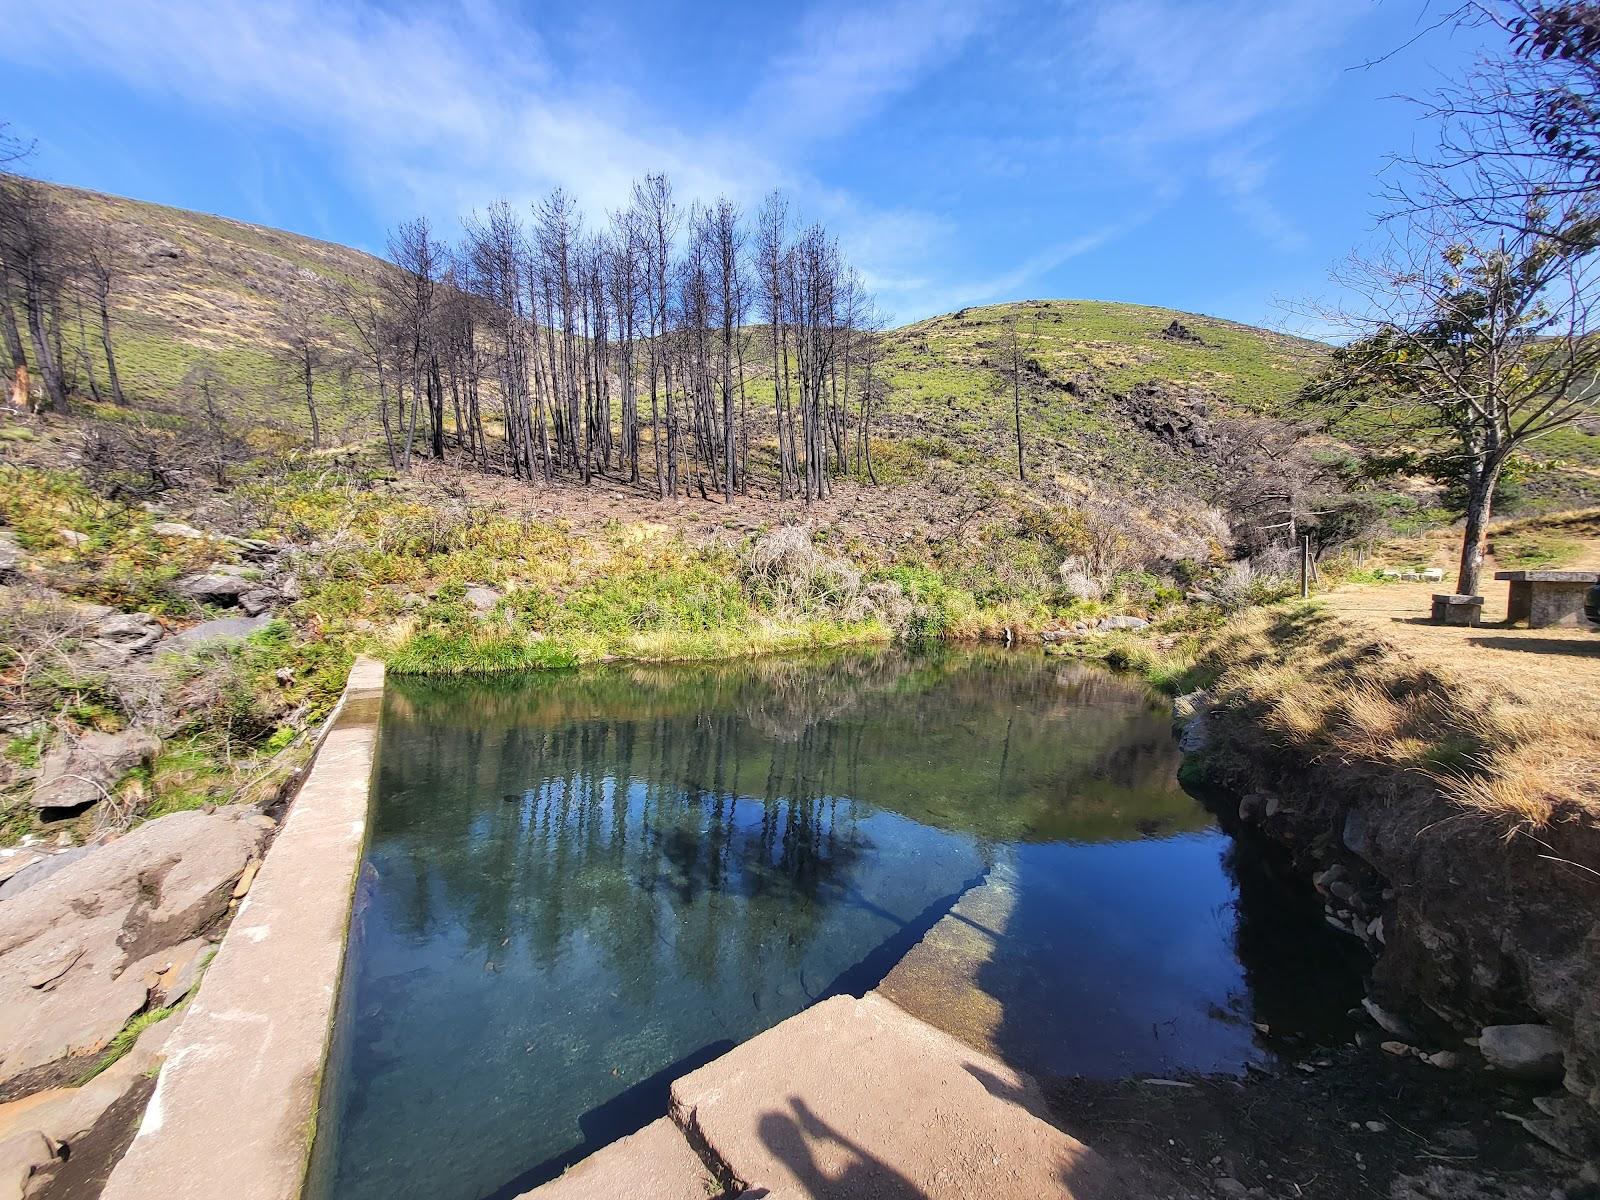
xmin=100 ymin=655 xmax=384 ymax=1200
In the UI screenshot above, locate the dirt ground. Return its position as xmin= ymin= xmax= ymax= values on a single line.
xmin=1327 ymin=539 xmax=1600 ymax=713
xmin=1048 ymin=1041 xmax=1597 ymax=1200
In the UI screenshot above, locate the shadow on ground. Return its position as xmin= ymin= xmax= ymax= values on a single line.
xmin=1467 ymin=635 xmax=1600 ymax=657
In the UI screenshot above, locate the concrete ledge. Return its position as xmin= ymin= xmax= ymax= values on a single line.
xmin=102 ymin=656 xmax=384 ymax=1200
xmin=668 ymin=993 xmax=1123 ymax=1199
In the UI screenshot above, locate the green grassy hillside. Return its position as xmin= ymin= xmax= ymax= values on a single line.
xmin=874 ymin=300 xmax=1323 ymax=492
xmin=45 ymin=182 xmax=390 ymax=439
xmin=35 ymin=179 xmax=1600 ymax=512
xmin=39 ymin=181 xmax=1327 ymax=493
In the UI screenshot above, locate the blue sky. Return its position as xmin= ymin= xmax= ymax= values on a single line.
xmin=1 ymin=0 xmax=1488 ymax=329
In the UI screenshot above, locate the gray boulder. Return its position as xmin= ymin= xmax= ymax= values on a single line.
xmin=150 ymin=521 xmax=208 ymax=540
xmin=238 ymin=588 xmax=278 ymax=617
xmin=0 ymin=533 xmax=23 ymax=583
xmin=177 ymin=568 xmax=256 ymax=605
xmin=168 ymin=614 xmax=272 ymax=650
xmin=0 ymin=807 xmax=271 ymax=1087
xmin=91 ymin=612 xmax=164 ymax=658
xmin=464 ymin=584 xmax=501 ymax=613
xmin=0 ymin=848 xmax=91 ymax=901
xmin=1479 ymin=1023 xmax=1564 ymax=1081
xmin=1097 ymin=615 xmax=1150 ymax=631
xmin=29 ymin=729 xmax=160 ymax=811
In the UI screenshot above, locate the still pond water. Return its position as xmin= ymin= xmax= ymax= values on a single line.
xmin=307 ymin=647 xmax=1360 ymax=1200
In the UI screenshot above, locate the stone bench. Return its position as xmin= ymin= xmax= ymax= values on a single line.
xmin=1494 ymin=570 xmax=1600 ymax=629
xmin=1431 ymin=593 xmax=1484 ymax=627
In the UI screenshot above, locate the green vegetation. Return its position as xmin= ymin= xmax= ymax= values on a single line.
xmin=75 ymin=1002 xmax=183 ymax=1084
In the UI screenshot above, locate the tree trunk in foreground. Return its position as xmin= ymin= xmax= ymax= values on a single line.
xmin=1455 ymin=455 xmax=1507 ymax=597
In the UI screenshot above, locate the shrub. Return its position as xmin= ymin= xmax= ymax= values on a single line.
xmin=746 ymin=527 xmax=862 ymax=610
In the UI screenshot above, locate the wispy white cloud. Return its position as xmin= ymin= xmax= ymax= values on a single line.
xmin=0 ymin=0 xmax=1378 ymax=320
xmin=748 ymin=0 xmax=992 ymax=145
xmin=1207 ymin=145 xmax=1310 ymax=254
xmin=1067 ymin=0 xmax=1358 ymax=151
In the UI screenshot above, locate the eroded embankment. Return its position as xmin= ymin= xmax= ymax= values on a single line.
xmin=1174 ymin=605 xmax=1600 ymax=1162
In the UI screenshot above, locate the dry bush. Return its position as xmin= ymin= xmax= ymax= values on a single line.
xmin=0 ymin=592 xmax=167 ymax=728
xmin=1204 ymin=607 xmax=1600 ymax=830
xmin=746 ymin=527 xmax=863 ymax=610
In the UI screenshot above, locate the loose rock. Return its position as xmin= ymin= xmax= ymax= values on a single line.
xmin=29 ymin=729 xmax=160 ymax=811
xmin=91 ymin=612 xmax=164 ymax=658
xmin=0 ymin=1130 xmax=55 ymax=1198
xmin=1479 ymin=1024 xmax=1564 ymax=1082
xmin=150 ymin=521 xmax=208 ymax=540
xmin=1097 ymin=614 xmax=1150 ymax=631
xmin=238 ymin=588 xmax=278 ymax=617
xmin=176 ymin=570 xmax=255 ymax=605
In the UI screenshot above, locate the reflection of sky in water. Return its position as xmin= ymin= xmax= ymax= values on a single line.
xmin=307 ymin=647 xmax=1357 ymax=1200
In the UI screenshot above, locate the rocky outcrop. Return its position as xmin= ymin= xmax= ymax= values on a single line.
xmin=0 ymin=807 xmax=271 ymax=1087
xmin=168 ymin=614 xmax=272 ymax=649
xmin=1183 ymin=705 xmax=1600 ymax=1159
xmin=176 ymin=567 xmax=257 ymax=605
xmin=29 ymin=729 xmax=160 ymax=812
xmin=0 ymin=1014 xmax=176 ymax=1198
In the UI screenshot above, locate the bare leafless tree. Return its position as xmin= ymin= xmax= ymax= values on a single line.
xmin=81 ymin=222 xmax=126 ymax=405
xmin=1397 ymin=3 xmax=1600 ymax=244
xmin=273 ymin=300 xmax=330 ymax=450
xmin=0 ymin=174 xmax=67 ymax=412
xmin=1000 ymin=316 xmax=1027 ymax=482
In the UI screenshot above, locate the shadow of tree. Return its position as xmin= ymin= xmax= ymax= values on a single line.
xmin=1467 ymin=635 xmax=1600 ymax=657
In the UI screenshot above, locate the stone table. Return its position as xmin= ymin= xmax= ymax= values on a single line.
xmin=1494 ymin=570 xmax=1600 ymax=629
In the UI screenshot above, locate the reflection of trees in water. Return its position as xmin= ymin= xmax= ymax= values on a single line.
xmin=372 ymin=647 xmax=1212 ymax=1007
xmin=375 ymin=707 xmax=872 ymax=1010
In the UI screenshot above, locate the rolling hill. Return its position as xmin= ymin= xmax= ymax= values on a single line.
xmin=36 ymin=181 xmax=1337 ymax=498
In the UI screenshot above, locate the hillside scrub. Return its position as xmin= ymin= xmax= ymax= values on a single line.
xmin=1192 ymin=603 xmax=1600 ymax=829
xmin=0 ymin=405 xmax=1315 ymax=849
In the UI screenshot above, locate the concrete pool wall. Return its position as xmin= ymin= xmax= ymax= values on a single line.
xmin=101 ymin=656 xmax=385 ymax=1200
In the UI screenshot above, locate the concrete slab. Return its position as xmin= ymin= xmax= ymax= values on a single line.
xmin=100 ymin=657 xmax=384 ymax=1200
xmin=670 ymin=993 xmax=1123 ymax=1199
xmin=518 ymin=1117 xmax=717 ymax=1200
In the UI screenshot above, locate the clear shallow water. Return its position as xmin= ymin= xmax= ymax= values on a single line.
xmin=307 ymin=647 xmax=1360 ymax=1200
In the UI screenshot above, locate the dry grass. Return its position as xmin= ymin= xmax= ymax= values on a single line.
xmin=1201 ymin=604 xmax=1600 ymax=830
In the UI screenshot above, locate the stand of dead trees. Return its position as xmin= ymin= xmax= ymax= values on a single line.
xmin=0 ymin=170 xmax=128 ymax=415
xmin=341 ymin=176 xmax=876 ymax=504
xmin=1 ymin=153 xmax=880 ymax=507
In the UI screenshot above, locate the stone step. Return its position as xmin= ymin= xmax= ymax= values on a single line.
xmin=517 ymin=1117 xmax=720 ymax=1199
xmin=669 ymin=992 xmax=1123 ymax=1199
